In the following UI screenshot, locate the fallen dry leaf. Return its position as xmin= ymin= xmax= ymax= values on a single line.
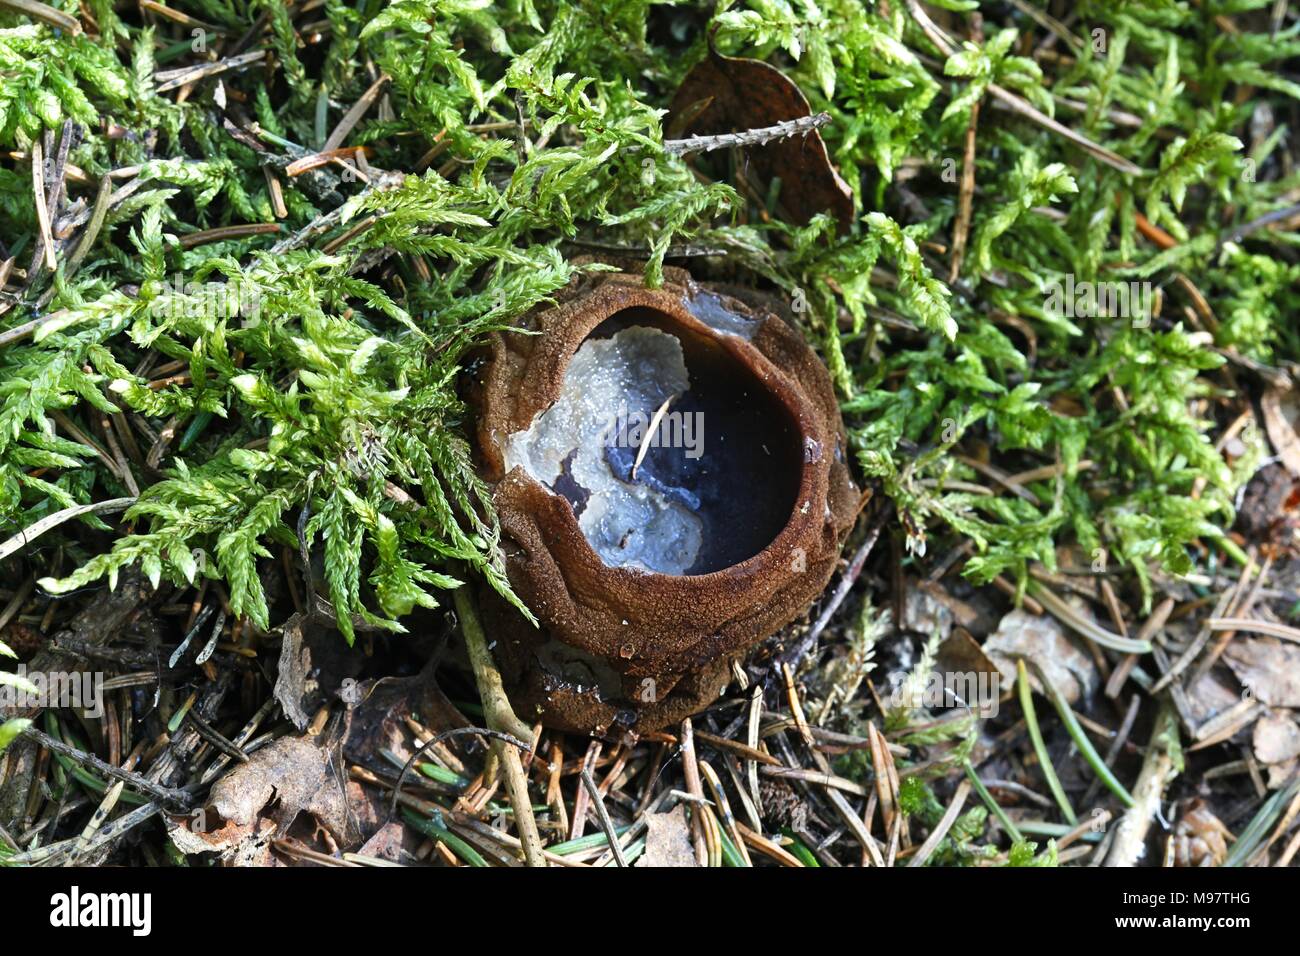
xmin=667 ymin=51 xmax=854 ymax=231
xmin=273 ymin=612 xmax=365 ymax=731
xmin=1184 ymin=670 xmax=1247 ymax=728
xmin=1261 ymin=386 xmax=1300 ymax=479
xmin=1170 ymin=800 xmax=1230 ymax=867
xmin=983 ymin=607 xmax=1097 ymax=704
xmin=207 ymin=735 xmax=355 ymax=845
xmin=936 ymin=627 xmax=1000 ymax=679
xmin=340 ymin=668 xmax=470 ymax=772
xmin=1253 ymin=709 xmax=1300 ymax=765
xmin=165 ymin=814 xmax=279 ymax=867
xmin=636 ymin=804 xmax=698 ymax=868
xmin=1224 ymin=637 xmax=1300 ymax=708
xmin=355 ymin=821 xmax=412 ymax=864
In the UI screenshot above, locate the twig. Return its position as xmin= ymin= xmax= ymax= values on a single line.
xmin=0 ymin=312 xmax=65 ymax=349
xmin=323 ymin=74 xmax=390 ymax=152
xmin=680 ymin=718 xmax=708 ymax=865
xmin=948 ymin=12 xmax=982 ymax=283
xmin=185 ymin=708 xmax=249 ymax=764
xmin=67 ymin=779 xmax=126 ymax=864
xmin=154 ymin=49 xmax=267 ymax=93
xmin=0 ymin=497 xmax=135 ymax=562
xmin=179 ymin=222 xmax=281 ymax=249
xmin=1107 ymin=596 xmax=1175 ymax=697
xmin=0 ymin=0 xmax=80 ymax=35
xmin=494 ymin=737 xmax=546 ymax=867
xmin=450 ymin=585 xmax=545 ymax=866
xmin=1150 ymin=566 xmax=1251 ymax=695
xmin=580 ymin=766 xmax=627 ymax=867
xmin=21 ymin=726 xmax=192 ymax=807
xmin=270 ymin=169 xmax=404 ymax=254
xmin=283 ymin=145 xmax=375 ymax=178
xmin=1106 ymin=705 xmax=1179 ymax=866
xmin=2 ymin=801 xmax=160 ymax=865
xmin=452 ymin=586 xmax=532 ymax=742
xmin=663 ymin=112 xmax=832 ymax=156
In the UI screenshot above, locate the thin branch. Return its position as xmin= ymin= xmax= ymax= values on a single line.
xmin=323 ymin=73 xmax=390 ymax=153
xmin=0 ymin=497 xmax=135 ymax=562
xmin=155 ymin=49 xmax=267 ymax=93
xmin=0 ymin=0 xmax=80 ymax=34
xmin=21 ymin=726 xmax=192 ymax=808
xmin=270 ymin=170 xmax=403 ymax=254
xmin=580 ymin=766 xmax=627 ymax=868
xmin=664 ymin=112 xmax=833 ymax=156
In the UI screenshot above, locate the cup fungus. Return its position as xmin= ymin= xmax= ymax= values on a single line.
xmin=471 ymin=265 xmax=860 ymax=735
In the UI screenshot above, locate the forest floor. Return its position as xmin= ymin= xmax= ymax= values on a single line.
xmin=2 ymin=0 xmax=1300 ymax=867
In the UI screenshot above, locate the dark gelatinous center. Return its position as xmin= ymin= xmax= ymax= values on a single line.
xmin=569 ymin=306 xmax=802 ymax=574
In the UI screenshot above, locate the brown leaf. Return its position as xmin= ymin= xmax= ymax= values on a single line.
xmin=165 ymin=814 xmax=279 ymax=867
xmin=936 ymin=628 xmax=1002 ymax=716
xmin=983 ymin=608 xmax=1097 ymax=705
xmin=667 ymin=51 xmax=854 ymax=231
xmin=207 ymin=735 xmax=355 ymax=845
xmin=1253 ymin=709 xmax=1300 ymax=765
xmin=1184 ymin=670 xmax=1246 ymax=728
xmin=636 ymin=805 xmax=698 ymax=868
xmin=1224 ymin=637 xmax=1300 ymax=708
xmin=1261 ymin=387 xmax=1300 ymax=479
xmin=273 ymin=612 xmax=364 ymax=731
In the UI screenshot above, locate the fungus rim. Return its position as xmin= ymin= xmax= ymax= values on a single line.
xmin=481 ymin=282 xmax=832 ymax=591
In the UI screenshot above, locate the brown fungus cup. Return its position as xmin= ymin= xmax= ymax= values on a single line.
xmin=470 ymin=265 xmax=860 ymax=736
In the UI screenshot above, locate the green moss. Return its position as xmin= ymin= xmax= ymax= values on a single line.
xmin=1 ymin=0 xmax=1294 ymax=631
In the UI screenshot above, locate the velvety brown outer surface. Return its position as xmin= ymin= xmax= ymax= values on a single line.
xmin=470 ymin=266 xmax=860 ymax=736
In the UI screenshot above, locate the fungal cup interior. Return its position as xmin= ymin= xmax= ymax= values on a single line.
xmin=504 ymin=306 xmax=802 ymax=575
